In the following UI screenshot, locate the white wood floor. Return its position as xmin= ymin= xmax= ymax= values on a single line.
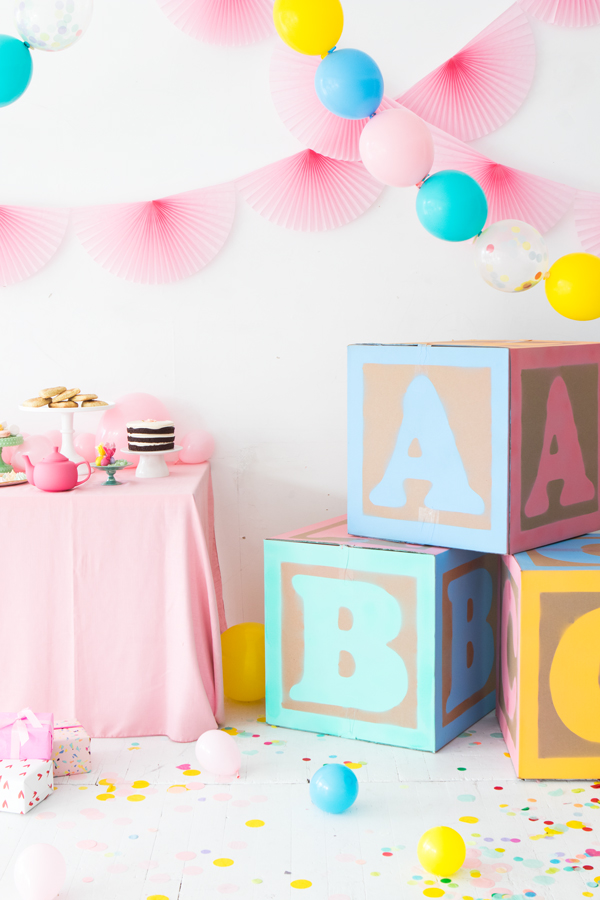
xmin=0 ymin=701 xmax=598 ymax=900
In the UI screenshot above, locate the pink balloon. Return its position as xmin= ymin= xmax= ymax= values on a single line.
xmin=96 ymin=393 xmax=175 ymax=467
xmin=179 ymin=430 xmax=215 ymax=464
xmin=12 ymin=435 xmax=52 ymax=473
xmin=13 ymin=842 xmax=66 ymax=900
xmin=44 ymin=429 xmax=62 ymax=448
xmin=359 ymin=107 xmax=434 ymax=187
xmin=2 ymin=444 xmax=17 ymax=465
xmin=74 ymin=432 xmax=98 ymax=463
xmin=195 ymin=729 xmax=241 ymax=776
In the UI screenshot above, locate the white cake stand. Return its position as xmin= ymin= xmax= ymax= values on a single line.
xmin=19 ymin=402 xmax=115 ymax=464
xmin=121 ymin=446 xmax=182 ymax=479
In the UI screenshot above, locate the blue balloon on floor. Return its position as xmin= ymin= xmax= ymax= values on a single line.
xmin=416 ymin=169 xmax=488 ymax=242
xmin=315 ymin=48 xmax=384 ymax=120
xmin=0 ymin=35 xmax=32 ymax=108
xmin=309 ymin=763 xmax=359 ymax=813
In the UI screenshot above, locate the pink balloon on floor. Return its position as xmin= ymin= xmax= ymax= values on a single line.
xmin=195 ymin=729 xmax=241 ymax=776
xmin=96 ymin=393 xmax=174 ymax=467
xmin=12 ymin=435 xmax=52 ymax=473
xmin=74 ymin=432 xmax=98 ymax=463
xmin=13 ymin=842 xmax=66 ymax=900
xmin=179 ymin=430 xmax=215 ymax=464
xmin=359 ymin=107 xmax=434 ymax=187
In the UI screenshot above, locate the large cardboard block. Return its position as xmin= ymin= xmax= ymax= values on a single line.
xmin=499 ymin=533 xmax=600 ymax=778
xmin=348 ymin=341 xmax=600 ymax=553
xmin=265 ymin=516 xmax=497 ymax=751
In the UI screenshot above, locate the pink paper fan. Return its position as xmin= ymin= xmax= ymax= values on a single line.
xmin=574 ymin=191 xmax=600 ymax=254
xmin=270 ymin=46 xmax=399 ymax=162
xmin=429 ymin=125 xmax=575 ymax=232
xmin=237 ymin=149 xmax=384 ymax=231
xmin=518 ymin=0 xmax=600 ymax=26
xmin=0 ymin=205 xmax=69 ymax=287
xmin=72 ymin=185 xmax=235 ymax=284
xmin=397 ymin=5 xmax=535 ymax=142
xmin=156 ymin=0 xmax=274 ymax=45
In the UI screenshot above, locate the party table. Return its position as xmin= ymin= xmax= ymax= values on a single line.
xmin=0 ymin=464 xmax=226 ymax=741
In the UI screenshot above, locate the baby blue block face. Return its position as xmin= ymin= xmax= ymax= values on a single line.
xmin=264 ymin=536 xmax=497 ymax=752
xmin=348 ymin=344 xmax=510 ymax=553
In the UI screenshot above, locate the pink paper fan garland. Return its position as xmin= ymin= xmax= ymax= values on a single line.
xmin=0 ymin=205 xmax=69 ymax=287
xmin=397 ymin=4 xmax=535 ymax=142
xmin=237 ymin=149 xmax=384 ymax=231
xmin=574 ymin=191 xmax=600 ymax=254
xmin=518 ymin=0 xmax=600 ymax=26
xmin=72 ymin=185 xmax=235 ymax=284
xmin=156 ymin=0 xmax=274 ymax=46
xmin=270 ymin=46 xmax=399 ymax=162
xmin=429 ymin=124 xmax=575 ymax=233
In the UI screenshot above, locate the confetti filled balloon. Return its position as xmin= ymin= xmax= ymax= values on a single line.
xmin=13 ymin=843 xmax=66 ymax=900
xmin=221 ymin=623 xmax=265 ymax=701
xmin=0 ymin=35 xmax=32 ymax=106
xmin=15 ymin=0 xmax=94 ymax=52
xmin=416 ymin=170 xmax=488 ymax=242
xmin=473 ymin=219 xmax=549 ymax=292
xmin=545 ymin=252 xmax=600 ymax=321
xmin=273 ymin=0 xmax=343 ymax=57
xmin=309 ymin=763 xmax=358 ymax=814
xmin=418 ymin=826 xmax=466 ymax=877
xmin=315 ymin=49 xmax=384 ymax=120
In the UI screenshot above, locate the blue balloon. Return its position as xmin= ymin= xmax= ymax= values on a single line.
xmin=416 ymin=169 xmax=488 ymax=242
xmin=309 ymin=763 xmax=359 ymax=814
xmin=315 ymin=49 xmax=384 ymax=120
xmin=0 ymin=35 xmax=32 ymax=108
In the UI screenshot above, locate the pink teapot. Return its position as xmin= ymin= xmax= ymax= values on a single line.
xmin=23 ymin=446 xmax=91 ymax=492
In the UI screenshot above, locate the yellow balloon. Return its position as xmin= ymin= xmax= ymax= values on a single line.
xmin=545 ymin=252 xmax=600 ymax=321
xmin=417 ymin=826 xmax=466 ymax=877
xmin=273 ymin=0 xmax=343 ymax=57
xmin=221 ymin=623 xmax=265 ymax=702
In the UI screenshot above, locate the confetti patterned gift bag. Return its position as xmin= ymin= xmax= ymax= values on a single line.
xmin=53 ymin=720 xmax=91 ymax=776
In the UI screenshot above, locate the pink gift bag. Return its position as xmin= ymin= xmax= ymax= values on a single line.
xmin=0 ymin=709 xmax=54 ymax=760
xmin=53 ymin=720 xmax=91 ymax=776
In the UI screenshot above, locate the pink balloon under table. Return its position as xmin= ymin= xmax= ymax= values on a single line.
xmin=0 ymin=463 xmax=226 ymax=741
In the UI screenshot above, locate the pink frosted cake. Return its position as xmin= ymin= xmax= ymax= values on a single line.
xmin=127 ymin=419 xmax=175 ymax=452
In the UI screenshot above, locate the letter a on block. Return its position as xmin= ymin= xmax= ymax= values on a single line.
xmin=369 ymin=375 xmax=484 ymax=514
xmin=289 ymin=575 xmax=408 ymax=712
xmin=549 ymin=606 xmax=600 ymax=743
xmin=446 ymin=569 xmax=494 ymax=714
xmin=525 ymin=376 xmax=595 ymax=518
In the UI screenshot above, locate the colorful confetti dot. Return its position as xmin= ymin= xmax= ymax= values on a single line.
xmin=290 ymin=880 xmax=312 ymax=889
xmin=127 ymin=795 xmax=146 ymax=802
xmin=246 ymin=820 xmax=265 ymax=828
xmin=214 ymin=859 xmax=234 ymax=867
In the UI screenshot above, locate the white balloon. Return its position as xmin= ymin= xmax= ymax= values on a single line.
xmin=473 ymin=219 xmax=549 ymax=293
xmin=13 ymin=843 xmax=66 ymax=900
xmin=15 ymin=0 xmax=93 ymax=52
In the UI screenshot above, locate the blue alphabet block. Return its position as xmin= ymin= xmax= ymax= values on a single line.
xmin=265 ymin=516 xmax=497 ymax=751
xmin=348 ymin=341 xmax=600 ymax=553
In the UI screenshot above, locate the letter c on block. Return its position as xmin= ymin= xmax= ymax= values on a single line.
xmin=549 ymin=606 xmax=600 ymax=743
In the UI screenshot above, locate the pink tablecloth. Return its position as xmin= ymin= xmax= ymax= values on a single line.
xmin=0 ymin=464 xmax=226 ymax=741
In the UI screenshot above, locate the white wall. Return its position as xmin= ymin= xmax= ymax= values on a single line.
xmin=1 ymin=0 xmax=599 ymax=624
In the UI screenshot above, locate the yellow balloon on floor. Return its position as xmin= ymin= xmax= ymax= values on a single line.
xmin=417 ymin=826 xmax=466 ymax=877
xmin=273 ymin=0 xmax=343 ymax=57
xmin=545 ymin=252 xmax=600 ymax=320
xmin=221 ymin=623 xmax=265 ymax=702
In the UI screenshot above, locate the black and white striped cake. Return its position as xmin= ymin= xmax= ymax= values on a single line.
xmin=127 ymin=420 xmax=175 ymax=452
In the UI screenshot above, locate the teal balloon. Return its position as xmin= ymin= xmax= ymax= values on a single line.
xmin=309 ymin=764 xmax=359 ymax=814
xmin=0 ymin=35 xmax=32 ymax=108
xmin=315 ymin=49 xmax=384 ymax=120
xmin=416 ymin=170 xmax=488 ymax=242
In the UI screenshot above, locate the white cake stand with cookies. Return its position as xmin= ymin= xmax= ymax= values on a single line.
xmin=19 ymin=402 xmax=115 ymax=464
xmin=122 ymin=446 xmax=182 ymax=479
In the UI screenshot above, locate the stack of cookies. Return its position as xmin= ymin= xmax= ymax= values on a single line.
xmin=22 ymin=387 xmax=109 ymax=409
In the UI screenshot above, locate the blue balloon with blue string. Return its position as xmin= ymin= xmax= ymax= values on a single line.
xmin=315 ymin=49 xmax=384 ymax=120
xmin=309 ymin=763 xmax=359 ymax=814
xmin=0 ymin=35 xmax=32 ymax=108
xmin=416 ymin=169 xmax=488 ymax=242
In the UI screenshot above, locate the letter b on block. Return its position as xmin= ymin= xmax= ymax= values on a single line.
xmin=446 ymin=568 xmax=495 ymax=715
xmin=289 ymin=575 xmax=408 ymax=712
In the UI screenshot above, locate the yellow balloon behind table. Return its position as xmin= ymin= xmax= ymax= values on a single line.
xmin=273 ymin=0 xmax=344 ymax=57
xmin=417 ymin=826 xmax=466 ymax=877
xmin=221 ymin=623 xmax=265 ymax=702
xmin=545 ymin=252 xmax=600 ymax=321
